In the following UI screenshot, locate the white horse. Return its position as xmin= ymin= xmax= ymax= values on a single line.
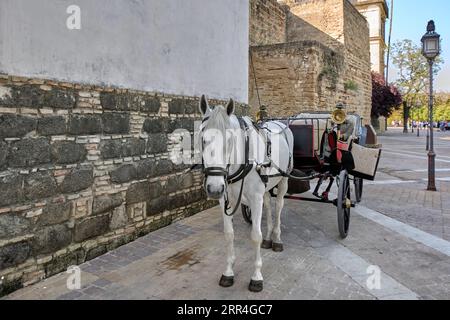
xmin=198 ymin=95 xmax=294 ymax=292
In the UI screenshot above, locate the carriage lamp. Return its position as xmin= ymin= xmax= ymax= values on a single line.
xmin=421 ymin=20 xmax=441 ymax=192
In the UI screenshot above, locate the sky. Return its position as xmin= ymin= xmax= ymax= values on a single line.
xmin=387 ymin=0 xmax=450 ymax=92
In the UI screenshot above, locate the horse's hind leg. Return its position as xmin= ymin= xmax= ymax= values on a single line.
xmin=219 ymin=204 xmax=235 ymax=288
xmin=249 ymin=192 xmax=264 ymax=292
xmin=261 ymin=192 xmax=273 ymax=249
xmin=272 ymin=178 xmax=288 ymax=252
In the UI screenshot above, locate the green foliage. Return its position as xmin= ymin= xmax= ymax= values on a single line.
xmin=344 ymin=80 xmax=359 ymax=92
xmin=392 ymin=39 xmax=444 ymax=107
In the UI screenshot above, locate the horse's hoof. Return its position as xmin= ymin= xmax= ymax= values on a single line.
xmin=272 ymin=243 xmax=284 ymax=252
xmin=261 ymin=240 xmax=273 ymax=249
xmin=248 ymin=280 xmax=263 ymax=293
xmin=219 ymin=275 xmax=234 ymax=288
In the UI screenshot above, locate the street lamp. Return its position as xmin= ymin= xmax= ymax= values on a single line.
xmin=421 ymin=20 xmax=440 ymax=192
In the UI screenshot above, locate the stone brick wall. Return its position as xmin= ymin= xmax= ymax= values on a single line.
xmin=249 ymin=0 xmax=288 ymax=46
xmin=249 ymin=41 xmax=344 ymax=117
xmin=249 ymin=0 xmax=372 ymax=122
xmin=0 ymin=74 xmax=246 ymax=296
xmin=285 ymin=0 xmax=345 ymax=50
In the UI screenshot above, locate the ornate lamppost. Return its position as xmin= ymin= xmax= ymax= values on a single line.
xmin=421 ymin=20 xmax=440 ymax=191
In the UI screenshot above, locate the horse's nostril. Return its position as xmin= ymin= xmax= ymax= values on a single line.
xmin=220 ymin=185 xmax=225 ymax=193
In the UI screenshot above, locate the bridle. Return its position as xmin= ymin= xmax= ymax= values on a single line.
xmin=200 ymin=115 xmax=252 ymax=216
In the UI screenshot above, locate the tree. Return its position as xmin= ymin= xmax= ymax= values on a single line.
xmin=391 ymin=39 xmax=443 ymax=131
xmin=372 ymin=72 xmax=403 ymax=118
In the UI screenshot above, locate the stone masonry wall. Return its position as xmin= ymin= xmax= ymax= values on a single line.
xmin=250 ymin=0 xmax=372 ymax=122
xmin=249 ymin=0 xmax=288 ymax=46
xmin=249 ymin=41 xmax=344 ymax=117
xmin=285 ymin=0 xmax=345 ymax=50
xmin=0 ymin=74 xmax=246 ymax=296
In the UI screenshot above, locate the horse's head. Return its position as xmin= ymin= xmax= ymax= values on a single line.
xmin=199 ymin=95 xmax=235 ymax=200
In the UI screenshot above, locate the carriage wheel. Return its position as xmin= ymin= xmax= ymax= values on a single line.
xmin=337 ymin=170 xmax=351 ymax=239
xmin=242 ymin=205 xmax=252 ymax=224
xmin=354 ymin=177 xmax=363 ymax=203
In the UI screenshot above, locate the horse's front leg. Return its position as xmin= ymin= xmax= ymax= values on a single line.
xmin=249 ymin=192 xmax=264 ymax=292
xmin=262 ymin=192 xmax=273 ymax=249
xmin=219 ymin=199 xmax=235 ymax=288
xmin=272 ymin=178 xmax=288 ymax=252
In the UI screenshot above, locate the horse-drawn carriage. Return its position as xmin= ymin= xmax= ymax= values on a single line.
xmin=197 ymin=96 xmax=381 ymax=292
xmin=241 ymin=104 xmax=382 ymax=239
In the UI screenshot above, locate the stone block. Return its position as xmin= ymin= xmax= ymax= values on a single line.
xmin=168 ymin=193 xmax=188 ymax=210
xmin=110 ymin=164 xmax=137 ymax=184
xmin=0 ymin=141 xmax=8 ymax=170
xmin=37 ymin=202 xmax=72 ymax=226
xmin=0 ymin=85 xmax=75 ymax=109
xmin=168 ymin=118 xmax=195 ymax=133
xmin=51 ymin=141 xmax=87 ymax=164
xmin=153 ymin=159 xmax=173 ymax=177
xmin=0 ymin=173 xmax=24 ymax=207
xmin=126 ymin=181 xmax=150 ymax=204
xmin=109 ymin=205 xmax=128 ymax=230
xmin=147 ymin=133 xmax=168 ymax=154
xmin=74 ymin=215 xmax=110 ymax=242
xmin=100 ymin=139 xmax=123 ymax=159
xmin=42 ymin=87 xmax=77 ymax=109
xmin=85 ymin=245 xmax=107 ymax=261
xmin=101 ymin=113 xmax=130 ymax=134
xmin=0 ymin=240 xmax=31 ymax=269
xmin=44 ymin=247 xmax=85 ymax=277
xmin=147 ymin=197 xmax=167 ymax=216
xmin=135 ymin=159 xmax=155 ymax=180
xmin=68 ymin=115 xmax=102 ymax=135
xmin=37 ymin=116 xmax=66 ymax=136
xmin=122 ymin=138 xmax=146 ymax=157
xmin=168 ymin=99 xmax=186 ymax=114
xmin=59 ymin=166 xmax=94 ymax=194
xmin=24 ymin=171 xmax=58 ymax=201
xmin=92 ymin=193 xmax=124 ymax=215
xmin=0 ymin=114 xmax=36 ymax=139
xmin=143 ymin=118 xmax=167 ymax=134
xmin=8 ymin=138 xmax=51 ymax=168
xmin=0 ymin=213 xmax=31 ymax=239
xmin=100 ymin=92 xmax=132 ymax=111
xmin=32 ymin=224 xmax=72 ymax=255
xmin=149 ymin=181 xmax=165 ymax=199
xmin=168 ymin=99 xmax=197 ymax=115
xmin=140 ymin=96 xmax=161 ymax=113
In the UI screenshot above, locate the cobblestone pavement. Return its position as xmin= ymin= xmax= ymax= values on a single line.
xmin=363 ymin=128 xmax=450 ymax=241
xmin=4 ymin=129 xmax=450 ymax=300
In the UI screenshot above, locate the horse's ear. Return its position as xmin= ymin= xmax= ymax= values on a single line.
xmin=226 ymin=98 xmax=235 ymax=116
xmin=199 ymin=95 xmax=209 ymax=115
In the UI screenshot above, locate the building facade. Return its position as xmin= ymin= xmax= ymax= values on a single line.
xmin=350 ymin=0 xmax=389 ymax=76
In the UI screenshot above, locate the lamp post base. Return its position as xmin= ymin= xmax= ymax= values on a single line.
xmin=427 ymin=151 xmax=437 ymax=192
